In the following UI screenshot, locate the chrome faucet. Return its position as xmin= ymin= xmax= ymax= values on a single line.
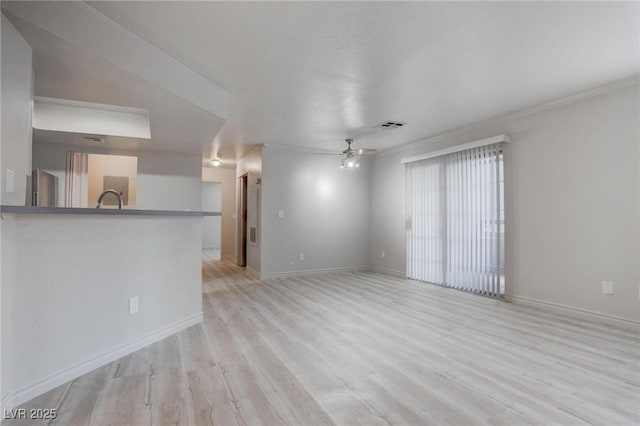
xmin=96 ymin=189 xmax=123 ymax=209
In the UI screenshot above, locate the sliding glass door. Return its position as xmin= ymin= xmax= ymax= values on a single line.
xmin=406 ymin=143 xmax=505 ymax=297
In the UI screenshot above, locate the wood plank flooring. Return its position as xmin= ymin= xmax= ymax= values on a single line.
xmin=202 ymin=249 xmax=221 ymax=261
xmin=5 ymin=253 xmax=639 ymax=425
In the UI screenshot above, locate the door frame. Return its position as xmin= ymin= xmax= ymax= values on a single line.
xmin=237 ymin=173 xmax=249 ymax=267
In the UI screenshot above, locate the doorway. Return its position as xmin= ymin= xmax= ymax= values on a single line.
xmin=201 ymin=182 xmax=222 ymax=261
xmin=238 ymin=174 xmax=248 ymax=267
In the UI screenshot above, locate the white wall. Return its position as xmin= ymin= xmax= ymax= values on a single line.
xmin=260 ymin=146 xmax=371 ymax=278
xmin=136 ymin=151 xmax=202 ymax=211
xmin=236 ymin=148 xmax=262 ymax=273
xmin=0 ymin=12 xmax=34 ymax=409
xmin=370 ymin=83 xmax=640 ymax=324
xmin=1 ymin=13 xmax=33 ymax=206
xmin=31 ymin=142 xmax=202 ymax=211
xmin=201 ymin=182 xmax=221 ymax=249
xmin=202 ymin=166 xmax=236 ymax=261
xmin=1 ymin=214 xmax=202 ymax=409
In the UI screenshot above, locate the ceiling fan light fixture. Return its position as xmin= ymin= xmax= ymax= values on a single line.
xmin=340 ymin=157 xmax=360 ymax=170
xmin=327 ymin=138 xmax=374 ymax=170
xmin=211 ymin=159 xmax=221 ymax=167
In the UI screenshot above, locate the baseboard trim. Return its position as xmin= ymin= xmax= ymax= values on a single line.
xmin=260 ymin=265 xmax=371 ymax=280
xmin=246 ymin=266 xmax=260 ymax=279
xmin=221 ymin=254 xmax=237 ymax=262
xmin=0 ymin=312 xmax=203 ymax=413
xmin=510 ymin=295 xmax=639 ymax=330
xmin=370 ymin=266 xmax=407 ymax=279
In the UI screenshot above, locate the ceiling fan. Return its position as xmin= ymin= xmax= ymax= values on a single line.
xmin=315 ymin=138 xmax=377 ymax=169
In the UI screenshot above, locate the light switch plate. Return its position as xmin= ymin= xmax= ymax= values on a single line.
xmin=129 ymin=296 xmax=139 ymax=314
xmin=602 ymin=281 xmax=614 ymax=295
xmin=278 ymin=210 xmax=285 ymax=219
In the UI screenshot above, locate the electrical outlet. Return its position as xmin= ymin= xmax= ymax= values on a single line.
xmin=299 ymin=253 xmax=304 ymax=261
xmin=381 ymin=251 xmax=386 ymax=258
xmin=5 ymin=169 xmax=14 ymax=193
xmin=129 ymin=296 xmax=139 ymax=314
xmin=278 ymin=210 xmax=285 ymax=219
xmin=601 ymin=281 xmax=614 ymax=295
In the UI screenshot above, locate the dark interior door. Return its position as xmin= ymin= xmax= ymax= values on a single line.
xmin=238 ymin=174 xmax=248 ymax=266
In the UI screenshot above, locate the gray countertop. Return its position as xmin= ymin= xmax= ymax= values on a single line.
xmin=0 ymin=205 xmax=221 ymax=217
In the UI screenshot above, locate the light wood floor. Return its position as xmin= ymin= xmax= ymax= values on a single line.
xmin=203 ymin=249 xmax=221 ymax=261
xmin=6 ymin=253 xmax=639 ymax=425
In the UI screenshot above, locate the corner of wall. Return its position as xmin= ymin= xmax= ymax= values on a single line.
xmin=1 ymin=13 xmax=34 ymax=207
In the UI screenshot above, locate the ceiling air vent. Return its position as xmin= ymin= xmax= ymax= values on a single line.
xmin=374 ymin=120 xmax=406 ymax=130
xmin=82 ymin=136 xmax=105 ymax=143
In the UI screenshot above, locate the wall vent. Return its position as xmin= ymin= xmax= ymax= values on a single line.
xmin=374 ymin=120 xmax=406 ymax=130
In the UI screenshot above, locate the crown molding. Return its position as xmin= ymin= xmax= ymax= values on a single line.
xmin=262 ymin=143 xmax=337 ymax=154
xmin=401 ymin=134 xmax=510 ymax=164
xmin=377 ymin=75 xmax=639 ymax=158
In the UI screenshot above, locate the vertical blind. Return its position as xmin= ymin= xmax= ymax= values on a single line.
xmin=406 ymin=143 xmax=505 ymax=297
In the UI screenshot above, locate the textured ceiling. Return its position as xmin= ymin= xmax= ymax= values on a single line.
xmin=89 ymin=1 xmax=640 ymax=153
xmin=5 ymin=1 xmax=639 ymax=158
xmin=4 ymin=12 xmax=228 ymax=155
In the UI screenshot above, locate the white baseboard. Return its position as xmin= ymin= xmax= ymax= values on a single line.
xmin=0 ymin=312 xmax=203 ymax=413
xmin=246 ymin=266 xmax=260 ymax=279
xmin=221 ymin=254 xmax=237 ymax=263
xmin=260 ymin=265 xmax=371 ymax=280
xmin=370 ymin=266 xmax=407 ymax=279
xmin=510 ymin=295 xmax=639 ymax=331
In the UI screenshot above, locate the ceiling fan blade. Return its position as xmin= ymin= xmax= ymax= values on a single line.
xmin=356 ymin=148 xmax=378 ymax=155
xmin=313 ymin=152 xmax=343 ymax=155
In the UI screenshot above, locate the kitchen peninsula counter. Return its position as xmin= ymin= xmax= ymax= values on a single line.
xmin=1 ymin=202 xmax=209 ymax=408
xmin=0 ymin=205 xmax=220 ymax=216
